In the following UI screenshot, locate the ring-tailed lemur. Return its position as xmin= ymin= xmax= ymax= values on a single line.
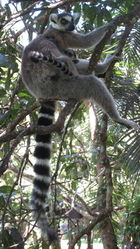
xmin=21 ymin=12 xmax=139 ymax=243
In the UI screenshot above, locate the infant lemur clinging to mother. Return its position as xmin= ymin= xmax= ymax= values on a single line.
xmin=22 ymin=12 xmax=139 ymax=129
xmin=21 ymin=12 xmax=139 ymax=243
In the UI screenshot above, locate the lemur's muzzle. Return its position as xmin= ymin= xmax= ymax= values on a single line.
xmin=67 ymin=23 xmax=75 ymax=31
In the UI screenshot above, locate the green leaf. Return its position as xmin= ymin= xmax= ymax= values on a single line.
xmin=17 ymin=92 xmax=31 ymax=98
xmin=0 ymin=88 xmax=6 ymax=97
xmin=71 ymin=181 xmax=77 ymax=190
xmin=0 ymin=185 xmax=12 ymax=194
xmin=73 ymin=3 xmax=81 ymax=13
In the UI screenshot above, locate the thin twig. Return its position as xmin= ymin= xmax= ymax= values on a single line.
xmin=52 ymin=102 xmax=80 ymax=221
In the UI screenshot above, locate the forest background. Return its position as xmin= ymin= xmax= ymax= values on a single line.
xmin=0 ymin=0 xmax=140 ymax=248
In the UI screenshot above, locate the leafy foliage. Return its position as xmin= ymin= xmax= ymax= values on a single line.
xmin=0 ymin=0 xmax=140 ymax=248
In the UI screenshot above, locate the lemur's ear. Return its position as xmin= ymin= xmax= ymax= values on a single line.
xmin=49 ymin=13 xmax=58 ymax=24
xmin=73 ymin=13 xmax=80 ymax=24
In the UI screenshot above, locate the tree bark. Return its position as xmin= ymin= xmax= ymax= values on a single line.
xmin=87 ymin=231 xmax=93 ymax=249
xmin=96 ymin=114 xmax=119 ymax=249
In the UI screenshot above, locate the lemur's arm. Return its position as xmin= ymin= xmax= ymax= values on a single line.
xmin=63 ymin=23 xmax=115 ymax=49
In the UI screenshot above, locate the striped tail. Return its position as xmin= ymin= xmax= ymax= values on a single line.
xmin=29 ymin=51 xmax=73 ymax=76
xmin=31 ymin=101 xmax=57 ymax=243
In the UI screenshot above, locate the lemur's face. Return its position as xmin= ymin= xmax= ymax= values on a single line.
xmin=49 ymin=12 xmax=80 ymax=32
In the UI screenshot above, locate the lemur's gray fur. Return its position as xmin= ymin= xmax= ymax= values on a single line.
xmin=74 ymin=53 xmax=120 ymax=75
xmin=21 ymin=12 xmax=139 ymax=244
xmin=22 ymin=12 xmax=139 ymax=129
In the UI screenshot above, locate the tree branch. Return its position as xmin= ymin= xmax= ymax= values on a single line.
xmin=0 ymin=100 xmax=78 ymax=176
xmin=68 ymin=210 xmax=111 ymax=249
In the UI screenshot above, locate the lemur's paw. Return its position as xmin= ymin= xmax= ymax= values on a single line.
xmin=112 ymin=54 xmax=121 ymax=62
xmin=106 ymin=21 xmax=117 ymax=32
xmin=64 ymin=49 xmax=76 ymax=59
xmin=29 ymin=51 xmax=43 ymax=62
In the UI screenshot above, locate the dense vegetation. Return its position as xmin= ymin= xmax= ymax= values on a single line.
xmin=0 ymin=0 xmax=140 ymax=248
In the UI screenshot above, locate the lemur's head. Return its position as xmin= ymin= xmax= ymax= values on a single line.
xmin=49 ymin=12 xmax=80 ymax=32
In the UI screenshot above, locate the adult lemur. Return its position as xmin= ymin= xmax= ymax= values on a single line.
xmin=21 ymin=12 xmax=139 ymax=243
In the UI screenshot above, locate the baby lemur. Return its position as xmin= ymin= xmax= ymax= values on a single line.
xmin=21 ymin=12 xmax=139 ymax=243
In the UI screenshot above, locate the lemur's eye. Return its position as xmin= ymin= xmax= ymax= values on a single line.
xmin=61 ymin=18 xmax=69 ymax=25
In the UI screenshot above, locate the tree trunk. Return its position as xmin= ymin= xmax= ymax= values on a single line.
xmin=100 ymin=219 xmax=118 ymax=249
xmin=96 ymin=114 xmax=119 ymax=249
xmin=87 ymin=231 xmax=93 ymax=249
